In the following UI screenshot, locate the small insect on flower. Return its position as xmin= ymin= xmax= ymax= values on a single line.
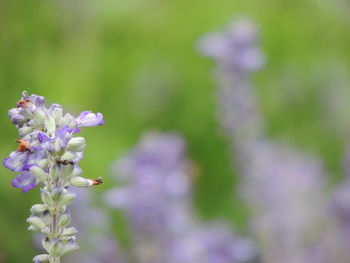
xmin=16 ymin=140 xmax=31 ymax=152
xmin=16 ymin=98 xmax=33 ymax=108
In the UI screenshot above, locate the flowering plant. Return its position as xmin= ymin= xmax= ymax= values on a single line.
xmin=3 ymin=91 xmax=104 ymax=263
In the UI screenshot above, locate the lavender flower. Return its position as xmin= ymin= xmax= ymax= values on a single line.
xmin=104 ymin=131 xmax=256 ymax=263
xmin=3 ymin=91 xmax=104 ymax=263
xmin=198 ymin=18 xmax=265 ymax=140
xmin=199 ymin=19 xmax=333 ymax=262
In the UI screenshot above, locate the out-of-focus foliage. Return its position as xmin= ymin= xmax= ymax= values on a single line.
xmin=1 ymin=0 xmax=350 ymax=262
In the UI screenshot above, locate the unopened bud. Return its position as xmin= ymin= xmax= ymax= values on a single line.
xmin=61 ymin=164 xmax=74 ymax=179
xmin=52 ymin=187 xmax=63 ymax=201
xmin=30 ymin=204 xmax=48 ymax=214
xmin=27 ymin=216 xmax=46 ymax=230
xmin=49 ymin=165 xmax=60 ymax=180
xmin=60 ymin=151 xmax=75 ymax=162
xmin=44 ymin=115 xmax=56 ymax=136
xmin=38 ymin=158 xmax=49 ymax=169
xmin=18 ymin=127 xmax=33 ymax=137
xmin=21 ymin=108 xmax=34 ymax=119
xmin=60 ymin=239 xmax=79 ymax=257
xmin=69 ymin=176 xmax=90 ymax=187
xmin=30 ymin=166 xmax=48 ymax=182
xmin=67 ymin=137 xmax=86 ymax=152
xmin=41 ymin=189 xmax=54 ymax=207
xmin=59 ymin=192 xmax=76 ymax=206
xmin=41 ymin=226 xmax=50 ymax=236
xmin=61 ymin=227 xmax=78 ymax=237
xmin=59 ymin=212 xmax=71 ymax=228
xmin=33 ymin=109 xmax=46 ymax=123
xmin=49 ymin=104 xmax=63 ymax=123
xmin=69 ymin=176 xmax=103 ymax=187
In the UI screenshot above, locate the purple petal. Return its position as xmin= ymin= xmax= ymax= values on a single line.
xmin=38 ymin=132 xmax=51 ymax=143
xmin=76 ymin=111 xmax=104 ymax=127
xmin=11 ymin=171 xmax=37 ymax=192
xmin=29 ymin=94 xmax=45 ymax=107
xmin=3 ymin=151 xmax=30 ymax=172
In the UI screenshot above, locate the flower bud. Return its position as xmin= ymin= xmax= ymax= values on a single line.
xmin=18 ymin=127 xmax=33 ymax=137
xmin=41 ymin=227 xmax=50 ymax=236
xmin=30 ymin=204 xmax=48 ymax=214
xmin=27 ymin=216 xmax=46 ymax=230
xmin=30 ymin=166 xmax=48 ymax=182
xmin=67 ymin=137 xmax=86 ymax=152
xmin=60 ymin=151 xmax=75 ymax=162
xmin=32 ymin=254 xmax=50 ymax=263
xmin=33 ymin=108 xmax=46 ymax=123
xmin=41 ymin=210 xmax=51 ymax=225
xmin=41 ymin=189 xmax=54 ymax=207
xmin=59 ymin=192 xmax=76 ymax=206
xmin=58 ymin=212 xmax=71 ymax=228
xmin=49 ymin=104 xmax=63 ymax=123
xmin=38 ymin=158 xmax=49 ymax=169
xmin=49 ymin=238 xmax=63 ymax=257
xmin=61 ymin=227 xmax=78 ymax=237
xmin=52 ymin=187 xmax=63 ymax=201
xmin=60 ymin=239 xmax=79 ymax=257
xmin=20 ymin=108 xmax=34 ymax=119
xmin=58 ymin=113 xmax=76 ymax=128
xmin=61 ymin=164 xmax=74 ymax=179
xmin=49 ymin=165 xmax=60 ymax=180
xmin=69 ymin=176 xmax=91 ymax=187
xmin=44 ymin=115 xmax=56 ymax=136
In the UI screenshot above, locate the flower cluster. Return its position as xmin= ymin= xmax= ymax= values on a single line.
xmin=198 ymin=18 xmax=265 ymax=140
xmin=199 ymin=20 xmax=335 ymax=262
xmin=3 ymin=91 xmax=104 ymax=263
xmin=104 ymin=131 xmax=256 ymax=263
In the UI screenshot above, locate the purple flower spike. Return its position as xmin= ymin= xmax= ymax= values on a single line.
xmin=198 ymin=18 xmax=265 ymax=72
xmin=4 ymin=91 xmax=104 ymax=261
xmin=12 ymin=171 xmax=37 ymax=192
xmin=75 ymin=111 xmax=104 ymax=127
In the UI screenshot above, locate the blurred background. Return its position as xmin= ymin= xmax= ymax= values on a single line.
xmin=1 ymin=0 xmax=350 ymax=262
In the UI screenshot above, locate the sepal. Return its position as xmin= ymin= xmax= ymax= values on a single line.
xmin=32 ymin=254 xmax=50 ymax=263
xmin=27 ymin=216 xmax=46 ymax=230
xmin=60 ymin=239 xmax=79 ymax=256
xmin=30 ymin=204 xmax=48 ymax=214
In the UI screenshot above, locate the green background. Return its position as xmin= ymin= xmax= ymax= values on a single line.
xmin=1 ymin=0 xmax=350 ymax=261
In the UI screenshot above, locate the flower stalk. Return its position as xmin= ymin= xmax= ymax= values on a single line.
xmin=3 ymin=92 xmax=104 ymax=263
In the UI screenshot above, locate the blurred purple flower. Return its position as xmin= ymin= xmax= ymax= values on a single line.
xmin=63 ymin=188 xmax=126 ymax=263
xmin=104 ymin=131 xmax=256 ymax=263
xmin=198 ymin=18 xmax=265 ymax=73
xmin=198 ymin=19 xmax=264 ymax=139
xmin=199 ymin=19 xmax=335 ymax=263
